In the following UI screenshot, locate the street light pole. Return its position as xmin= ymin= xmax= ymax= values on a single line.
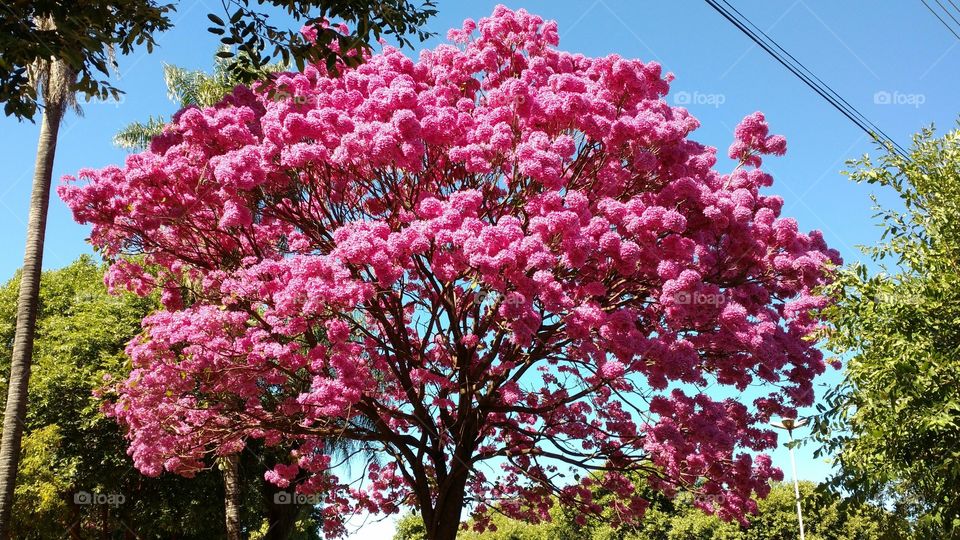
xmin=770 ymin=417 xmax=808 ymax=540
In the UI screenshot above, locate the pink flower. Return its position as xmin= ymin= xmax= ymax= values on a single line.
xmin=728 ymin=112 xmax=788 ymax=167
xmin=300 ymin=24 xmax=318 ymax=44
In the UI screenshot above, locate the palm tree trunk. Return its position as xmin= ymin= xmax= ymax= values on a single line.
xmin=0 ymin=79 xmax=66 ymax=538
xmin=223 ymin=454 xmax=242 ymax=540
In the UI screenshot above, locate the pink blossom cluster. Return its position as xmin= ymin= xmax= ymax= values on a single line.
xmin=60 ymin=5 xmax=839 ymax=536
xmin=727 ymin=111 xmax=787 ymax=167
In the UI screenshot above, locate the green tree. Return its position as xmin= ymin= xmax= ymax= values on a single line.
xmin=0 ymin=256 xmax=235 ymax=538
xmin=395 ymin=513 xmax=428 ymax=540
xmin=745 ymin=482 xmax=907 ymax=540
xmin=815 ymin=125 xmax=960 ymax=537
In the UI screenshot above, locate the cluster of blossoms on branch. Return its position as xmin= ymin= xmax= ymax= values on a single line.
xmin=60 ymin=6 xmax=839 ymax=538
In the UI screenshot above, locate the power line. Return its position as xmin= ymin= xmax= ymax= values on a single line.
xmin=920 ymin=0 xmax=960 ymax=40
xmin=706 ymin=0 xmax=909 ymax=158
xmin=704 ymin=0 xmax=910 ymax=159
xmin=717 ymin=0 xmax=907 ymax=156
xmin=935 ymin=0 xmax=960 ymax=27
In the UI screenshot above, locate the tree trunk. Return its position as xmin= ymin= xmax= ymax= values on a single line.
xmin=424 ymin=452 xmax=472 ymax=540
xmin=425 ymin=479 xmax=469 ymax=540
xmin=0 ymin=82 xmax=66 ymax=538
xmin=261 ymin=478 xmax=299 ymax=540
xmin=223 ymin=454 xmax=242 ymax=540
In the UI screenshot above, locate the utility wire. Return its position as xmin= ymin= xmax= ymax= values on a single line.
xmin=717 ymin=0 xmax=908 ymax=158
xmin=921 ymin=0 xmax=960 ymax=40
xmin=935 ymin=0 xmax=960 ymax=27
xmin=705 ymin=0 xmax=910 ymax=159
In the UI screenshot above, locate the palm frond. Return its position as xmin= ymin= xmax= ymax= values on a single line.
xmin=113 ymin=115 xmax=166 ymax=151
xmin=163 ymin=64 xmax=205 ymax=107
xmin=28 ymin=16 xmax=78 ymax=116
xmin=115 ymin=53 xmax=288 ymax=151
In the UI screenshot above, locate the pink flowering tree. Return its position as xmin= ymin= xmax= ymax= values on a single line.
xmin=60 ymin=7 xmax=839 ymax=540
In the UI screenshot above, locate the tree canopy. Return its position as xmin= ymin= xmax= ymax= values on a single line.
xmin=815 ymin=125 xmax=960 ymax=537
xmin=0 ymin=0 xmax=174 ymax=120
xmin=60 ymin=7 xmax=839 ymax=539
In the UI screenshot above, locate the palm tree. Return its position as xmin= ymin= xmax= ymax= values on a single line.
xmin=0 ymin=18 xmax=78 ymax=538
xmin=113 ymin=63 xmax=230 ymax=149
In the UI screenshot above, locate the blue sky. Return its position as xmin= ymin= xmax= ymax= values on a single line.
xmin=1 ymin=0 xmax=957 ymax=535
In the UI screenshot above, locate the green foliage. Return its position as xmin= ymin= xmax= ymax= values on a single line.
xmin=12 ymin=425 xmax=74 ymax=539
xmin=112 ymin=115 xmax=167 ymax=151
xmin=746 ymin=482 xmax=907 ymax=540
xmin=566 ymin=482 xmax=863 ymax=540
xmin=394 ymin=513 xmax=427 ymax=540
xmin=162 ymin=58 xmax=241 ymax=107
xmin=394 ymin=481 xmax=912 ymax=540
xmin=457 ymin=512 xmax=556 ymax=540
xmin=1 ymin=0 xmax=435 ymax=121
xmin=0 ymin=257 xmax=232 ymax=538
xmin=0 ymin=1 xmax=174 ymax=120
xmin=206 ymin=0 xmax=437 ymax=79
xmin=815 ymin=125 xmax=960 ymax=537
